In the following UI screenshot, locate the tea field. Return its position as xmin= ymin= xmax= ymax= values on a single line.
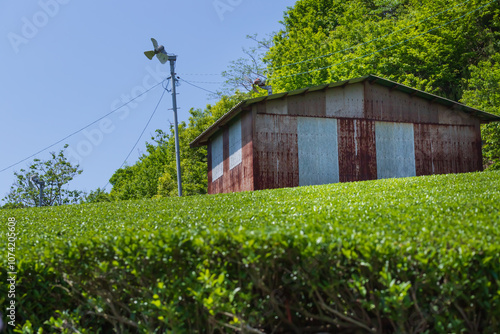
xmin=1 ymin=171 xmax=499 ymax=333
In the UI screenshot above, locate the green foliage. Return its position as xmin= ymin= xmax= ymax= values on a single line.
xmin=3 ymin=145 xmax=84 ymax=207
xmin=83 ymin=188 xmax=112 ymax=204
xmin=109 ymin=91 xmax=256 ymax=200
xmin=1 ymin=171 xmax=499 ymax=333
xmin=266 ymin=0 xmax=500 ymax=101
xmin=462 ymin=53 xmax=500 ymax=169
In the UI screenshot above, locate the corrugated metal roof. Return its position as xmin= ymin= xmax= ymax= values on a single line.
xmin=190 ymin=74 xmax=500 ymax=148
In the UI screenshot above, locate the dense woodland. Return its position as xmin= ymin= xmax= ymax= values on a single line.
xmin=108 ymin=0 xmax=500 ymax=201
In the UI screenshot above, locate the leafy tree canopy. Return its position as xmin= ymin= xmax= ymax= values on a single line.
xmin=265 ymin=0 xmax=500 ymax=100
xmin=462 ymin=53 xmax=500 ymax=168
xmin=3 ymin=145 xmax=84 ymax=207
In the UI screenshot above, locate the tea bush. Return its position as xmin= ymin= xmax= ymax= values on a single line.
xmin=1 ymin=171 xmax=499 ymax=333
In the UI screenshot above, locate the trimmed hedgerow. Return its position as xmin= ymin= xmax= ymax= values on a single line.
xmin=1 ymin=171 xmax=499 ymax=333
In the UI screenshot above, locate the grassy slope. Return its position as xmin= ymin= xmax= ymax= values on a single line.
xmin=1 ymin=171 xmax=500 ymax=332
xmin=2 ymin=171 xmax=499 ymax=258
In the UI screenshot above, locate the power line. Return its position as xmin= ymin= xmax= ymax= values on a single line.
xmin=102 ymin=87 xmax=167 ymax=190
xmin=178 ymin=73 xmax=221 ymax=76
xmin=186 ymin=80 xmax=224 ymax=84
xmin=0 ymin=80 xmax=164 ymax=174
xmin=269 ymin=0 xmax=497 ymax=82
xmin=179 ymin=78 xmax=221 ymax=95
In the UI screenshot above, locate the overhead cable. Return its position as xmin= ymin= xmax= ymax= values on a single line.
xmin=102 ymin=87 xmax=166 ymax=190
xmin=179 ymin=78 xmax=221 ymax=95
xmin=0 ymin=81 xmax=164 ymax=174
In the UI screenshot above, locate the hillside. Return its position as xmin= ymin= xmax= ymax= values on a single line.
xmin=1 ymin=171 xmax=499 ymax=332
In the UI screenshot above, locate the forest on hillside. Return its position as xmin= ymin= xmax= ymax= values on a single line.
xmin=107 ymin=0 xmax=500 ymax=201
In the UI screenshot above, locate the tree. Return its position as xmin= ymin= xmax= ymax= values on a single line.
xmin=220 ymin=34 xmax=273 ymax=95
xmin=461 ymin=53 xmax=500 ymax=169
xmin=265 ymin=0 xmax=500 ymax=100
xmin=84 ymin=187 xmax=112 ymax=204
xmin=3 ymin=145 xmax=84 ymax=207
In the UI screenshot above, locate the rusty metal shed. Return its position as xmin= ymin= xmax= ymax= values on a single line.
xmin=190 ymin=75 xmax=500 ymax=194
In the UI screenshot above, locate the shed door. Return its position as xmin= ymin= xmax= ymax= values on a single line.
xmin=375 ymin=122 xmax=416 ymax=179
xmin=298 ymin=117 xmax=339 ymax=186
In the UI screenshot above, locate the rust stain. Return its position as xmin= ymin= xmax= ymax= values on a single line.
xmin=207 ymin=142 xmax=212 ymax=194
xmin=240 ymin=110 xmax=254 ymax=192
xmin=253 ymin=113 xmax=299 ymax=190
xmin=288 ymin=91 xmax=326 ymax=117
xmin=414 ymin=123 xmax=482 ymax=176
xmin=364 ymin=82 xmax=439 ymax=124
xmin=337 ymin=118 xmax=377 ymax=182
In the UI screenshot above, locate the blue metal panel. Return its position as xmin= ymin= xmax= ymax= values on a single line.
xmin=298 ymin=117 xmax=339 ymax=186
xmin=211 ymin=131 xmax=224 ymax=181
xmin=229 ymin=118 xmax=242 ymax=170
xmin=375 ymin=122 xmax=416 ymax=179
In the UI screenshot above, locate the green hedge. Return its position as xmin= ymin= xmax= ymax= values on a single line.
xmin=1 ymin=171 xmax=499 ymax=333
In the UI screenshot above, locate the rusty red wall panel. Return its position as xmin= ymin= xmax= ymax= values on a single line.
xmin=256 ymin=101 xmax=267 ymax=114
xmin=208 ymin=111 xmax=255 ymax=194
xmin=414 ymin=123 xmax=482 ymax=176
xmin=474 ymin=122 xmax=483 ymax=172
xmin=254 ymin=113 xmax=299 ymax=190
xmin=288 ymin=91 xmax=326 ymax=117
xmin=227 ymin=164 xmax=242 ymax=193
xmin=241 ymin=110 xmax=254 ymax=192
xmin=337 ymin=118 xmax=377 ymax=182
xmin=207 ymin=142 xmax=212 ymax=194
xmin=207 ymin=138 xmax=225 ymax=195
xmin=220 ymin=128 xmax=230 ymax=193
xmin=364 ymin=82 xmax=440 ymax=124
xmin=437 ymin=105 xmax=478 ymax=126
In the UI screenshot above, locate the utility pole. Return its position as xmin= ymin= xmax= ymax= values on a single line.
xmin=144 ymin=38 xmax=182 ymax=196
xmin=39 ymin=181 xmax=45 ymax=207
xmin=168 ymin=55 xmax=182 ymax=197
xmin=30 ymin=175 xmax=45 ymax=207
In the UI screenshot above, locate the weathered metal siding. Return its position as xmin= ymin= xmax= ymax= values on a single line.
xmin=288 ymin=91 xmax=326 ymax=117
xmin=225 ymin=113 xmax=255 ymax=193
xmin=337 ymin=118 xmax=377 ymax=182
xmin=266 ymin=98 xmax=288 ymax=115
xmin=224 ymin=120 xmax=239 ymax=193
xmin=254 ymin=113 xmax=299 ymax=190
xmin=229 ymin=118 xmax=242 ymax=170
xmin=365 ymin=82 xmax=439 ymax=124
xmin=297 ymin=117 xmax=339 ymax=186
xmin=364 ymin=82 xmax=479 ymax=126
xmin=206 ymin=78 xmax=485 ymax=194
xmin=209 ymin=131 xmax=224 ymax=194
xmin=326 ymin=83 xmax=364 ymax=118
xmin=207 ymin=111 xmax=255 ymax=194
xmin=207 ymin=141 xmax=212 ymax=194
xmin=375 ymin=122 xmax=416 ymax=179
xmin=240 ymin=110 xmax=254 ymax=191
xmin=414 ymin=123 xmax=482 ymax=176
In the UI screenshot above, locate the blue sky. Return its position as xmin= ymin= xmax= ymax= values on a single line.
xmin=0 ymin=1 xmax=297 ymax=201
